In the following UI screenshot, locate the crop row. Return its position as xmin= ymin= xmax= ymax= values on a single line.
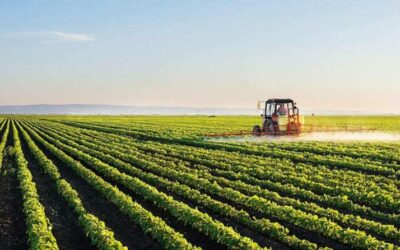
xmin=19 ymin=121 xmax=199 ymax=250
xmin=143 ymin=149 xmax=399 ymax=225
xmin=20 ymin=121 xmax=265 ymax=250
xmin=54 ymin=119 xmax=400 ymax=186
xmin=34 ymin=121 xmax=400 ymax=244
xmin=139 ymin=139 xmax=399 ymax=194
xmin=16 ymin=121 xmax=128 ymax=249
xmin=130 ymin=140 xmax=399 ymax=207
xmin=53 ymin=120 xmax=400 ymax=177
xmin=32 ymin=120 xmax=400 ymax=225
xmin=27 ymin=121 xmax=320 ymax=249
xmin=95 ymin=131 xmax=399 ymax=199
xmin=0 ymin=119 xmax=9 ymax=168
xmin=65 ymin=120 xmax=396 ymax=191
xmin=42 ymin=120 xmax=400 ymax=195
xmin=11 ymin=121 xmax=59 ymax=249
xmin=244 ymin=142 xmax=400 ymax=167
xmin=26 ymin=120 xmax=398 ymax=249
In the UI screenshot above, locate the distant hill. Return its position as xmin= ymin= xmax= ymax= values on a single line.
xmin=0 ymin=104 xmax=258 ymax=115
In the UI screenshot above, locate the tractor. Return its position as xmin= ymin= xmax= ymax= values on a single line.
xmin=253 ymin=98 xmax=303 ymax=136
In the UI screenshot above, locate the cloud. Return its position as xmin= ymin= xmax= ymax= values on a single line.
xmin=49 ymin=31 xmax=95 ymax=42
xmin=4 ymin=31 xmax=95 ymax=42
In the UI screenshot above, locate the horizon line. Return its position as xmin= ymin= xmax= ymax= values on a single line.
xmin=0 ymin=103 xmax=399 ymax=115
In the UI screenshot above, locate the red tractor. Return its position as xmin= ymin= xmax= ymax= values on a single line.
xmin=253 ymin=98 xmax=303 ymax=136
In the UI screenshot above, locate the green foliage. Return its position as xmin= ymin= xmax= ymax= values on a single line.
xmin=1 ymin=115 xmax=399 ymax=250
xmin=17 ymin=123 xmax=127 ymax=250
xmin=20 ymin=122 xmax=199 ymax=250
xmin=11 ymin=121 xmax=59 ymax=250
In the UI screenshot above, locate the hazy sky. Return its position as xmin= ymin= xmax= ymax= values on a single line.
xmin=1 ymin=1 xmax=399 ymax=113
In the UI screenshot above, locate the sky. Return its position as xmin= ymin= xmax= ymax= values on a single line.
xmin=0 ymin=0 xmax=399 ymax=113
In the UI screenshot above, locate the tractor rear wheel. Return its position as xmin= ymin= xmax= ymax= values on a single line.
xmin=253 ymin=125 xmax=262 ymax=136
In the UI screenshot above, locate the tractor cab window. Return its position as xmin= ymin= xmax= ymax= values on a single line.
xmin=287 ymin=102 xmax=294 ymax=115
xmin=265 ymin=103 xmax=275 ymax=117
xmin=288 ymin=102 xmax=299 ymax=115
xmin=276 ymin=103 xmax=288 ymax=116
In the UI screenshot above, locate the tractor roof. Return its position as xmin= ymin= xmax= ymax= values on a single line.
xmin=266 ymin=98 xmax=294 ymax=103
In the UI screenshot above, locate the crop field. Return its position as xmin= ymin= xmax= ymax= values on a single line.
xmin=0 ymin=115 xmax=399 ymax=250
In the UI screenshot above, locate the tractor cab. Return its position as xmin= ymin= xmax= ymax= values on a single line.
xmin=253 ymin=98 xmax=303 ymax=135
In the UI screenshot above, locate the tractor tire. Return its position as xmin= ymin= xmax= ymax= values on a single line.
xmin=262 ymin=120 xmax=268 ymax=132
xmin=253 ymin=125 xmax=262 ymax=136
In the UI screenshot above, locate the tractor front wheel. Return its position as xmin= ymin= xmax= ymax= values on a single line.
xmin=253 ymin=125 xmax=262 ymax=136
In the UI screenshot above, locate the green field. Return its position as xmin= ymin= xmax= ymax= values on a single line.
xmin=0 ymin=115 xmax=399 ymax=250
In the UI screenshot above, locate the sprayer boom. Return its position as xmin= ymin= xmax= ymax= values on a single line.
xmin=205 ymin=125 xmax=377 ymax=138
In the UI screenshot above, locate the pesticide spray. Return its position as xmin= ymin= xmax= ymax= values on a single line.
xmin=207 ymin=131 xmax=400 ymax=143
